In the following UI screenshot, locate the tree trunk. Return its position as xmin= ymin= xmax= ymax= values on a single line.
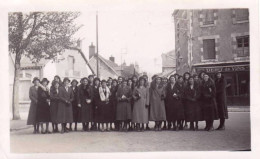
xmin=12 ymin=54 xmax=21 ymax=120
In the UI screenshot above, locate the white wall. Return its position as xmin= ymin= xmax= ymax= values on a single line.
xmin=43 ymin=61 xmax=57 ymax=83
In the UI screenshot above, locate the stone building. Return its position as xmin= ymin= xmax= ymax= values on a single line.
xmin=173 ymin=9 xmax=249 ymax=105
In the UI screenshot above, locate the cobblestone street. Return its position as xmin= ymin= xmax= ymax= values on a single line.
xmin=10 ymin=112 xmax=250 ymax=153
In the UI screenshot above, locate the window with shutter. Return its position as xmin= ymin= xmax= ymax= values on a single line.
xmin=203 ymin=10 xmax=214 ymax=25
xmin=235 ymin=9 xmax=249 ymax=21
xmin=203 ymin=39 xmax=216 ymax=59
xmin=236 ymin=36 xmax=249 ymax=57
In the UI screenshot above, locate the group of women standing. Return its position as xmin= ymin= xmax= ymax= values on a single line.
xmin=27 ymin=71 xmax=228 ymax=134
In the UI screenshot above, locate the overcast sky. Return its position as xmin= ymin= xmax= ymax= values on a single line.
xmin=74 ymin=2 xmax=175 ymax=74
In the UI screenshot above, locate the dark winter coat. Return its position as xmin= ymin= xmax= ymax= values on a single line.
xmin=201 ymin=80 xmax=219 ymax=121
xmin=184 ymin=84 xmax=202 ymax=122
xmin=27 ymin=86 xmax=38 ymax=125
xmin=36 ymin=87 xmax=51 ymax=122
xmin=215 ymin=76 xmax=228 ymax=119
xmin=56 ymin=86 xmax=74 ymax=123
xmin=78 ymin=84 xmax=94 ymax=122
xmin=71 ymin=86 xmax=81 ymax=122
xmin=165 ymin=83 xmax=185 ymax=121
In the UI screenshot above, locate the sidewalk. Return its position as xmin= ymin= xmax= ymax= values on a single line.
xmin=10 ymin=120 xmax=32 ymax=132
xmin=10 ymin=106 xmax=249 ymax=132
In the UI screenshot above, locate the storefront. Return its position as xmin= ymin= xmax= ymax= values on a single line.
xmin=192 ymin=61 xmax=250 ymax=106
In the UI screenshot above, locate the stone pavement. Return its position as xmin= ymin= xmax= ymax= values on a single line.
xmin=10 ymin=106 xmax=250 ymax=131
xmin=10 ymin=112 xmax=250 ymax=152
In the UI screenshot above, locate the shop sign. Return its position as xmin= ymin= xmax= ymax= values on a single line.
xmin=195 ymin=65 xmax=249 ymax=73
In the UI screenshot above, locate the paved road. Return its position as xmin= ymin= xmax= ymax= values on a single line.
xmin=10 ymin=112 xmax=250 ymax=153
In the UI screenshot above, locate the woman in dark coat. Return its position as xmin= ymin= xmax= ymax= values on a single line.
xmin=27 ymin=77 xmax=40 ymax=134
xmin=165 ymin=75 xmax=185 ymax=131
xmin=110 ymin=79 xmax=118 ymax=130
xmin=142 ymin=74 xmax=151 ymax=130
xmin=36 ymin=78 xmax=51 ymax=134
xmin=78 ymin=77 xmax=94 ymax=131
xmin=116 ymin=80 xmax=132 ymax=131
xmin=50 ymin=75 xmax=62 ymax=131
xmin=201 ymin=73 xmax=219 ymax=131
xmin=127 ymin=78 xmax=135 ymax=131
xmin=69 ymin=79 xmax=80 ymax=131
xmin=92 ymin=77 xmax=101 ymax=130
xmin=182 ymin=72 xmax=191 ymax=129
xmin=215 ymin=72 xmax=228 ymax=130
xmin=176 ymin=76 xmax=185 ymax=130
xmin=57 ymin=77 xmax=74 ymax=133
xmin=161 ymin=77 xmax=169 ymax=130
xmin=149 ymin=76 xmax=166 ymax=131
xmin=96 ymin=80 xmax=112 ymax=131
xmin=184 ymin=77 xmax=201 ymax=131
xmin=193 ymin=74 xmax=204 ymax=127
xmin=50 ymin=81 xmax=60 ymax=133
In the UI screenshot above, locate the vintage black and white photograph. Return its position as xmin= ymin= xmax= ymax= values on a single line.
xmin=0 ymin=0 xmax=259 ymax=158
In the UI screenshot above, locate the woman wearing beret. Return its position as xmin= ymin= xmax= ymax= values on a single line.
xmin=149 ymin=76 xmax=166 ymax=131
xmin=116 ymin=80 xmax=132 ymax=131
xmin=142 ymin=75 xmax=151 ymax=130
xmin=91 ymin=77 xmax=101 ymax=130
xmin=201 ymin=74 xmax=219 ymax=131
xmin=36 ymin=78 xmax=51 ymax=134
xmin=78 ymin=77 xmax=94 ymax=131
xmin=127 ymin=78 xmax=135 ymax=131
xmin=193 ymin=74 xmax=204 ymax=127
xmin=57 ymin=77 xmax=74 ymax=133
xmin=184 ymin=77 xmax=201 ymax=131
xmin=132 ymin=77 xmax=150 ymax=131
xmin=176 ymin=76 xmax=185 ymax=130
xmin=215 ymin=72 xmax=228 ymax=130
xmin=182 ymin=72 xmax=191 ymax=129
xmin=161 ymin=77 xmax=169 ymax=130
xmin=165 ymin=75 xmax=185 ymax=131
xmin=96 ymin=80 xmax=112 ymax=131
xmin=27 ymin=77 xmax=40 ymax=134
xmin=70 ymin=79 xmax=80 ymax=131
xmin=49 ymin=81 xmax=60 ymax=133
xmin=110 ymin=79 xmax=119 ymax=130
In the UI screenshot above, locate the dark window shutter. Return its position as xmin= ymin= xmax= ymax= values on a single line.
xmin=203 ymin=39 xmax=216 ymax=59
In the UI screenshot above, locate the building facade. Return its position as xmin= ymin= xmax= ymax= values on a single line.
xmin=173 ymin=9 xmax=249 ymax=105
xmin=9 ymin=48 xmax=93 ymax=118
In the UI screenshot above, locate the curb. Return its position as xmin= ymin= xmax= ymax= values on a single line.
xmin=10 ymin=125 xmax=33 ymax=132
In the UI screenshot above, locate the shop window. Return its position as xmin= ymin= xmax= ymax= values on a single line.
xmin=203 ymin=39 xmax=216 ymax=59
xmin=225 ymin=74 xmax=237 ymax=97
xmin=236 ymin=36 xmax=249 ymax=57
xmin=238 ymin=72 xmax=249 ymax=96
xmin=203 ymin=10 xmax=214 ymax=25
xmin=235 ymin=9 xmax=249 ymax=21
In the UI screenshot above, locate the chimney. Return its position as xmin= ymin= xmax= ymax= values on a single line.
xmin=89 ymin=42 xmax=95 ymax=59
xmin=109 ymin=55 xmax=115 ymax=63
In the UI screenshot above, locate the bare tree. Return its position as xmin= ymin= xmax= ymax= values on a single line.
xmin=9 ymin=12 xmax=82 ymax=119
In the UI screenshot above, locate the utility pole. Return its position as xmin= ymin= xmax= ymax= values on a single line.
xmin=96 ymin=11 xmax=100 ymax=78
xmin=188 ymin=10 xmax=193 ymax=72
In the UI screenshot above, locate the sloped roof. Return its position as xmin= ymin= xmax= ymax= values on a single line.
xmin=89 ymin=54 xmax=119 ymax=76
